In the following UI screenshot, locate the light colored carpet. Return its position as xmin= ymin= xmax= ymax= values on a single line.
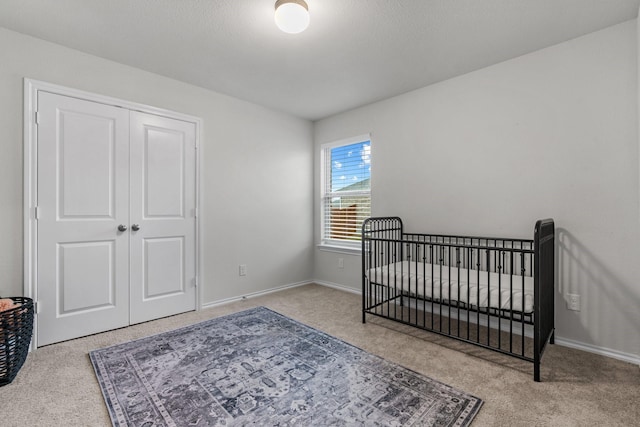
xmin=1 ymin=284 xmax=638 ymax=426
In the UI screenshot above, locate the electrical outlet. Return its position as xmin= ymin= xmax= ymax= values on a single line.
xmin=338 ymin=258 xmax=344 ymax=269
xmin=567 ymin=293 xmax=580 ymax=311
xmin=239 ymin=264 xmax=247 ymax=276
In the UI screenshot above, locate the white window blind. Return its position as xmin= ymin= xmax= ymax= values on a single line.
xmin=321 ymin=136 xmax=371 ymax=247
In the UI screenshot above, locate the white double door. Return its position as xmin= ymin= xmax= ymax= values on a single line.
xmin=36 ymin=92 xmax=197 ymax=346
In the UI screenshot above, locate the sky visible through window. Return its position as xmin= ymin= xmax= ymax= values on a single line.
xmin=331 ymin=141 xmax=370 ymax=192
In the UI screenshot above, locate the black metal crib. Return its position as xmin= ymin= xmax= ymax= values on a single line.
xmin=362 ymin=217 xmax=555 ymax=381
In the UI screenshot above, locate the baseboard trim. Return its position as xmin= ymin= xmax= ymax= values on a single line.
xmin=313 ymin=280 xmax=360 ymax=295
xmin=553 ymin=336 xmax=640 ymax=366
xmin=200 ymin=280 xmax=313 ymax=309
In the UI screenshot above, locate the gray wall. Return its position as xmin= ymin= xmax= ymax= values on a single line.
xmin=0 ymin=27 xmax=314 ymax=305
xmin=314 ymin=20 xmax=640 ymax=360
xmin=1 ymin=18 xmax=638 ymax=362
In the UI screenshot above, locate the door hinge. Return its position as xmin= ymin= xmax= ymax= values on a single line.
xmin=192 ymin=277 xmax=199 ymax=288
xmin=34 ymin=206 xmax=40 ymax=220
xmin=193 ymin=208 xmax=198 ymax=218
xmin=35 ymin=111 xmax=40 ymax=125
xmin=35 ymin=301 xmax=40 ymax=314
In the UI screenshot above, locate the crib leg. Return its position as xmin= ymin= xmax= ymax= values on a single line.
xmin=550 ymin=330 xmax=555 ymax=345
xmin=534 ymin=360 xmax=541 ymax=382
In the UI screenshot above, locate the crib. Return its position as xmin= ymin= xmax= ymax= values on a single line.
xmin=362 ymin=217 xmax=555 ymax=381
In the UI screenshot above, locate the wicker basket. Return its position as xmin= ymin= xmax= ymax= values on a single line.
xmin=0 ymin=297 xmax=34 ymax=386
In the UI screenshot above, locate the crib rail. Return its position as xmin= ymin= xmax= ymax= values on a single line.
xmin=362 ymin=217 xmax=555 ymax=382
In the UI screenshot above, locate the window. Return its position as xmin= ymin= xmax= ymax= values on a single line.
xmin=320 ymin=135 xmax=371 ymax=249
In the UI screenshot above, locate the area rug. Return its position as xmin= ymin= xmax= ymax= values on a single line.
xmin=90 ymin=307 xmax=483 ymax=426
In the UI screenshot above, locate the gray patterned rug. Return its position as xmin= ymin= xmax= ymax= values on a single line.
xmin=90 ymin=307 xmax=482 ymax=426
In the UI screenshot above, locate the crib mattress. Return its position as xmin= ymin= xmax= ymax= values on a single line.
xmin=366 ymin=261 xmax=534 ymax=314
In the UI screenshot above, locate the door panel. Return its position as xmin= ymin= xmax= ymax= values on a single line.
xmin=145 ymin=127 xmax=185 ymax=218
xmin=37 ymin=92 xmax=130 ymax=346
xmin=144 ymin=237 xmax=185 ymax=298
xmin=58 ymin=241 xmax=115 ymax=314
xmin=58 ymin=110 xmax=116 ymax=218
xmin=129 ymin=111 xmax=197 ymax=324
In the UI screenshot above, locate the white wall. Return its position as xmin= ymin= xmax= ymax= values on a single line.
xmin=314 ymin=20 xmax=639 ymax=360
xmin=0 ymin=27 xmax=314 ymax=305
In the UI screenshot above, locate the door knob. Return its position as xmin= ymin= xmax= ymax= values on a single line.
xmin=117 ymin=224 xmax=128 ymax=232
xmin=131 ymin=224 xmax=140 ymax=231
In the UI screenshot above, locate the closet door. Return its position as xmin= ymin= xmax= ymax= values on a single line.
xmin=129 ymin=111 xmax=197 ymax=324
xmin=36 ymin=92 xmax=130 ymax=346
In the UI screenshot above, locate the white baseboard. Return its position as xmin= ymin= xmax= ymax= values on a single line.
xmin=313 ymin=280 xmax=360 ymax=295
xmin=200 ymin=280 xmax=313 ymax=309
xmin=553 ymin=336 xmax=640 ymax=366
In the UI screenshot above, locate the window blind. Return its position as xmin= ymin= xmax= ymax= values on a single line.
xmin=321 ymin=139 xmax=371 ymax=245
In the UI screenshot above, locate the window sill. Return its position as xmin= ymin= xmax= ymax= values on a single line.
xmin=317 ymin=243 xmax=362 ymax=255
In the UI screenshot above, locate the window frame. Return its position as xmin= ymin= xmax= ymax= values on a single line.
xmin=319 ymin=134 xmax=371 ymax=252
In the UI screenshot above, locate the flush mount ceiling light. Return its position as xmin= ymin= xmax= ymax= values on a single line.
xmin=274 ymin=0 xmax=310 ymax=34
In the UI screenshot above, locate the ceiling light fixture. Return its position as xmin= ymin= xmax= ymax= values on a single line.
xmin=274 ymin=0 xmax=310 ymax=34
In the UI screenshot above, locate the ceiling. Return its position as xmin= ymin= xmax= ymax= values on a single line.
xmin=0 ymin=0 xmax=638 ymax=121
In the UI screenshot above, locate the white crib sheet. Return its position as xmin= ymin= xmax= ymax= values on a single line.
xmin=367 ymin=261 xmax=534 ymax=314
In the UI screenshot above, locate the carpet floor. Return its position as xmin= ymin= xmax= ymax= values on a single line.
xmin=0 ymin=284 xmax=638 ymax=426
